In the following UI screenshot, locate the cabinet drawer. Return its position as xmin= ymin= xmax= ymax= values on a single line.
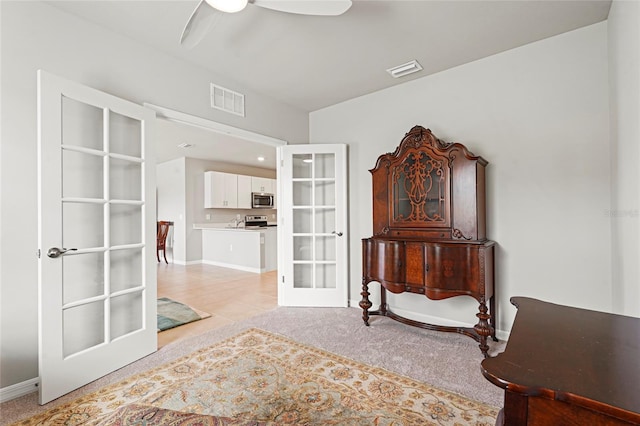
xmin=384 ymin=229 xmax=451 ymax=240
xmin=362 ymin=239 xmax=405 ymax=286
xmin=425 ymin=244 xmax=490 ymax=299
xmin=428 ymin=244 xmax=475 ymax=289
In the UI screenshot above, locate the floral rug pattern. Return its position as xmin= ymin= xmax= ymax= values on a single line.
xmin=14 ymin=328 xmax=498 ymax=425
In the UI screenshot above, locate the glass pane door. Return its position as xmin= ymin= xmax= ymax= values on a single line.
xmin=38 ymin=70 xmax=156 ymax=404
xmin=60 ymin=98 xmax=146 ymax=357
xmin=278 ymin=144 xmax=347 ymax=307
xmin=292 ymin=152 xmax=337 ymax=290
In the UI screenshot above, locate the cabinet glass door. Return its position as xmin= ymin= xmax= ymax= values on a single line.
xmin=391 ymin=151 xmax=451 ymax=227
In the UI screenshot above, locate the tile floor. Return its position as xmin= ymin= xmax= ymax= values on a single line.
xmin=156 ymin=263 xmax=278 ymax=348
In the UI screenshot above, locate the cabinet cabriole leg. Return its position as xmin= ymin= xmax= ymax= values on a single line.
xmin=359 ymin=277 xmax=372 ymax=326
xmin=490 ymin=295 xmax=499 ymax=342
xmin=475 ymin=299 xmax=492 ymax=358
xmin=379 ymin=286 xmax=388 ymax=315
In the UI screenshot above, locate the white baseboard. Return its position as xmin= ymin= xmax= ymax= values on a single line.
xmin=348 ymin=298 xmax=510 ymax=342
xmin=164 ymin=259 xmax=274 ymax=271
xmin=166 ymin=259 xmax=201 ymax=266
xmin=201 ymin=260 xmax=262 ymax=274
xmin=0 ymin=377 xmax=38 ymax=403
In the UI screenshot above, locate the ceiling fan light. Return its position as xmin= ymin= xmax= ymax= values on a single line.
xmin=205 ymin=0 xmax=248 ymax=13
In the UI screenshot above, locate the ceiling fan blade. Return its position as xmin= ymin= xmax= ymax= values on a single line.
xmin=252 ymin=0 xmax=352 ymax=16
xmin=180 ymin=0 xmax=220 ymax=49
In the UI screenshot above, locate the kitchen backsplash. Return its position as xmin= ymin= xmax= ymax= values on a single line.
xmin=202 ymin=208 xmax=277 ymax=224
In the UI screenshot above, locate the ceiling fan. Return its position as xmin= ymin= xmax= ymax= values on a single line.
xmin=180 ymin=0 xmax=353 ymax=48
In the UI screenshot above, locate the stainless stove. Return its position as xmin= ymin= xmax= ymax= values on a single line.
xmin=245 ymin=215 xmax=268 ymax=227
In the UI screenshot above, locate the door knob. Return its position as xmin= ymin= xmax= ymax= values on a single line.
xmin=47 ymin=247 xmax=77 ymax=258
xmin=331 ymin=231 xmax=343 ymax=237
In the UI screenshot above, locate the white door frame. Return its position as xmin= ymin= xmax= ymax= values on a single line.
xmin=144 ymin=104 xmax=287 ymax=148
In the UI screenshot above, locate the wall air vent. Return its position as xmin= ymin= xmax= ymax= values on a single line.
xmin=210 ymin=83 xmax=245 ymax=117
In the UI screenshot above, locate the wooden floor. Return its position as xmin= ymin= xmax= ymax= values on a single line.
xmin=157 ymin=263 xmax=278 ymax=348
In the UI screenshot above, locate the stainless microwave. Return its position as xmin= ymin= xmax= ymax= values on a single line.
xmin=252 ymin=192 xmax=275 ymax=209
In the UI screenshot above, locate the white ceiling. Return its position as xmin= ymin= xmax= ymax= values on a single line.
xmin=155 ymin=117 xmax=278 ymax=169
xmin=47 ymin=0 xmax=611 ymax=168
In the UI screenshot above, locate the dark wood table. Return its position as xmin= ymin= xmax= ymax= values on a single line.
xmin=481 ymin=297 xmax=640 ymax=426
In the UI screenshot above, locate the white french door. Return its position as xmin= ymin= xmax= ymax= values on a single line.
xmin=277 ymin=144 xmax=348 ymax=307
xmin=37 ymin=71 xmax=157 ymax=404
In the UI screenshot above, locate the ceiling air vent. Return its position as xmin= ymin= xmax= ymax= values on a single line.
xmin=210 ymin=83 xmax=245 ymax=117
xmin=386 ymin=60 xmax=423 ymax=78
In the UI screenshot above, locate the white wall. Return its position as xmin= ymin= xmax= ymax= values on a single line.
xmin=0 ymin=1 xmax=307 ymax=389
xmin=157 ymin=158 xmax=187 ymax=262
xmin=608 ymin=0 xmax=640 ymax=317
xmin=310 ymin=22 xmax=611 ymax=334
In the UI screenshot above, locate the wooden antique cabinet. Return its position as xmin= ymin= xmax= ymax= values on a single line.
xmin=360 ymin=125 xmax=497 ymax=357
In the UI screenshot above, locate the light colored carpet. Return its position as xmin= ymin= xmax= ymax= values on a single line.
xmin=10 ymin=328 xmax=498 ymax=425
xmin=0 ymin=306 xmax=506 ymax=425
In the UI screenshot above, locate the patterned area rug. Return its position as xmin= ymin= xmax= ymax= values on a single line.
xmin=157 ymin=297 xmax=211 ymax=331
xmin=14 ymin=328 xmax=498 ymax=425
xmin=94 ymin=403 xmax=268 ymax=425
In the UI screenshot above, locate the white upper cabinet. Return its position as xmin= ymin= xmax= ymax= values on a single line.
xmin=237 ymin=175 xmax=252 ymax=209
xmin=206 ymin=172 xmax=276 ymax=209
xmin=252 ymin=176 xmax=276 ymax=194
xmin=204 ymin=171 xmax=238 ymax=208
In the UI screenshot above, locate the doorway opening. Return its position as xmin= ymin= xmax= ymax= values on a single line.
xmin=146 ymin=104 xmax=287 ymax=347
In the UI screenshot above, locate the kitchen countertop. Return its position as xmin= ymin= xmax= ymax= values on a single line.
xmin=193 ymin=223 xmax=276 ymax=232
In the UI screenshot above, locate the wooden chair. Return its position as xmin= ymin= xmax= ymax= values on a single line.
xmin=157 ymin=221 xmax=173 ymax=263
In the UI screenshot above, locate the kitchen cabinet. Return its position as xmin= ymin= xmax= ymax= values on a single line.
xmin=237 ymin=174 xmax=252 ymax=209
xmin=204 ymin=171 xmax=238 ymax=208
xmin=251 ymin=176 xmax=275 ymax=194
xmin=205 ymin=172 xmax=275 ymax=209
xmin=198 ymin=225 xmax=277 ymax=273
